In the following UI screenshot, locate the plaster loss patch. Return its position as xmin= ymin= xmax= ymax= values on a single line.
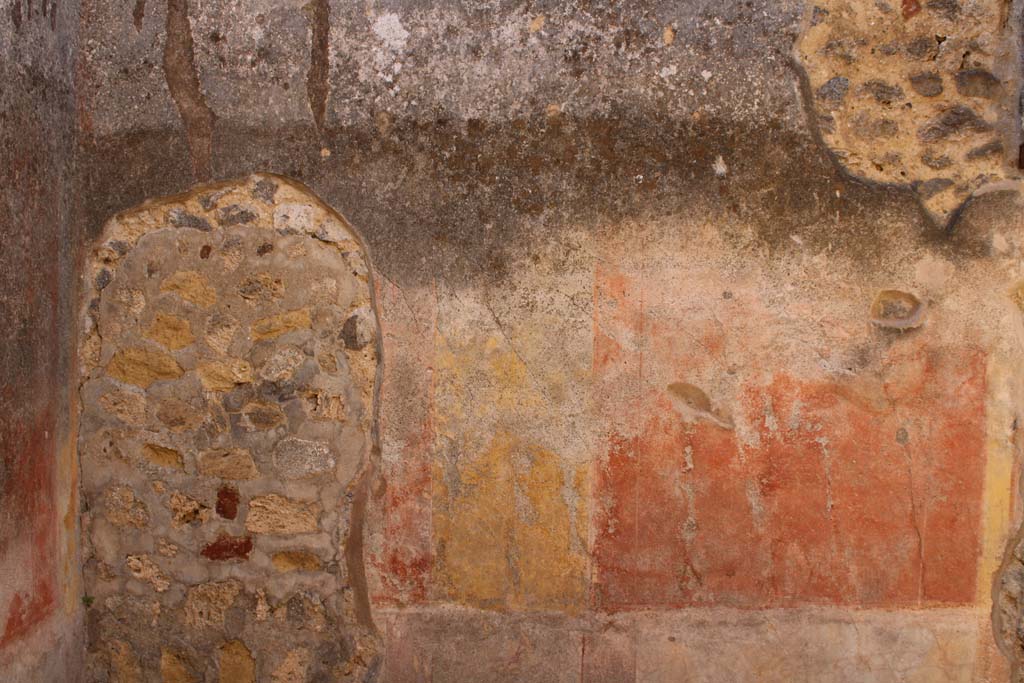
xmin=796 ymin=0 xmax=1020 ymax=224
xmin=77 ymin=175 xmax=380 ymax=680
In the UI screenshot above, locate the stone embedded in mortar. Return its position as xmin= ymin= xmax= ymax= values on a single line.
xmin=861 ymin=80 xmax=904 ymax=104
xmin=160 ymin=648 xmax=197 ymax=683
xmin=271 ymin=551 xmax=322 ymax=573
xmin=796 ymin=0 xmax=1014 ymax=223
xmin=273 ymin=437 xmax=335 ymax=479
xmin=80 ymin=176 xmax=380 ymax=677
xmin=917 ymin=177 xmax=954 ymax=199
xmin=107 ymin=640 xmax=142 ymax=683
xmin=205 ymin=313 xmax=240 ymax=354
xmin=303 ymin=389 xmax=345 ymax=422
xmin=218 ymin=640 xmax=255 ymax=683
xmin=236 ymin=401 xmax=286 ymax=431
xmin=918 ymin=104 xmax=991 ymax=142
xmin=965 ymin=139 xmax=1003 ymax=160
xmin=217 ymin=204 xmax=258 ymax=227
xmin=198 ymin=359 xmax=254 ymax=391
xmin=905 ymin=34 xmax=937 ymax=59
xmin=198 ymin=448 xmax=259 ymax=480
xmin=258 ymin=346 xmax=306 ymax=382
xmin=238 ymin=272 xmax=284 ymax=303
xmin=252 ymin=308 xmax=312 ymax=340
xmin=141 ymin=443 xmax=184 ymax=470
xmin=201 ymin=533 xmax=253 ymax=561
xmin=246 ymin=494 xmax=320 ymax=534
xmin=216 ymin=486 xmax=240 ymax=519
xmin=160 ymin=649 xmax=196 ymax=683
xmin=273 ymin=203 xmax=315 ymax=234
xmin=251 ymin=178 xmax=278 ymax=204
xmin=104 ymin=485 xmax=149 ymax=528
xmin=926 ymin=0 xmax=959 ymax=20
xmin=100 ymin=388 xmax=148 ymax=425
xmin=954 ymin=68 xmax=1000 ymax=99
xmin=815 ymin=76 xmax=847 ymax=103
xmin=95 ymin=268 xmax=113 ymax=290
xmin=169 ymin=491 xmax=209 ymax=527
xmin=921 ymin=151 xmax=953 ymax=169
xmin=160 ymin=270 xmax=218 ymax=307
xmin=283 ymin=593 xmax=329 ymax=632
xmin=271 ymin=648 xmax=311 ymax=683
xmin=125 ymin=554 xmax=170 ymax=591
xmin=184 ymin=579 xmax=242 ymax=628
xmin=107 ymin=347 xmax=183 ymax=388
xmin=145 ymin=313 xmax=195 ymax=350
xmin=169 ymin=208 xmax=212 ymax=232
xmin=851 ymin=113 xmax=899 ymax=139
xmin=155 ymin=398 xmax=205 ymax=431
xmin=908 ymin=71 xmax=943 ymax=97
xmin=341 ymin=307 xmax=375 ymax=350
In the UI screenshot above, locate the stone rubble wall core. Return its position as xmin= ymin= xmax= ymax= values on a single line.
xmin=77 ymin=175 xmax=381 ymax=682
xmin=795 ymin=0 xmax=1022 ymax=226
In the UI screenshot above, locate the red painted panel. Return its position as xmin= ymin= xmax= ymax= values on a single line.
xmin=592 ymin=264 xmax=986 ymax=610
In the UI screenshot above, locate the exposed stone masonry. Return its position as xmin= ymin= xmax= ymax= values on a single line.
xmin=796 ymin=0 xmax=1020 ymax=224
xmin=77 ymin=175 xmax=380 ymax=682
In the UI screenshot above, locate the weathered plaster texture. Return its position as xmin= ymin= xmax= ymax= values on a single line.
xmin=2 ymin=0 xmax=1024 ymax=680
xmin=78 ymin=176 xmax=381 ymax=681
xmin=0 ymin=0 xmax=84 ymax=680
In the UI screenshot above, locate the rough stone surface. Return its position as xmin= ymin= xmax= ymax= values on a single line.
xmin=796 ymin=0 xmax=1020 ymax=224
xmin=78 ymin=177 xmax=379 ymax=681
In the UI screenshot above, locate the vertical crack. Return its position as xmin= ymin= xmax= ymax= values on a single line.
xmin=306 ymin=0 xmax=330 ymax=132
xmin=163 ymin=0 xmax=215 ymax=181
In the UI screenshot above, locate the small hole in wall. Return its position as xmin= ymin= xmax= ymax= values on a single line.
xmin=257 ymin=243 xmax=273 ymax=256
xmin=200 ymin=245 xmax=212 ymax=259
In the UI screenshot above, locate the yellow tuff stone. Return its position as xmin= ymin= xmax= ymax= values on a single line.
xmin=160 ymin=649 xmax=195 ymax=683
xmin=218 ymin=640 xmax=255 ymax=683
xmin=271 ymin=550 xmax=322 ymax=573
xmin=108 ymin=640 xmax=142 ymax=683
xmin=197 ymin=448 xmax=259 ymax=480
xmin=160 ymin=271 xmax=217 ymax=307
xmin=145 ymin=313 xmax=194 ymax=350
xmin=141 ymin=443 xmax=184 ymax=470
xmin=197 ymin=359 xmax=253 ymax=391
xmin=251 ymin=308 xmax=311 ymax=340
xmin=246 ymin=495 xmax=320 ymax=534
xmin=107 ymin=347 xmax=183 ymax=388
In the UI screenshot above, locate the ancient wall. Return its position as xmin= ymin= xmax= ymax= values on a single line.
xmin=1 ymin=0 xmax=1023 ymax=680
xmin=72 ymin=0 xmax=1024 ymax=679
xmin=0 ymin=0 xmax=84 ymax=679
xmin=78 ymin=176 xmax=381 ymax=681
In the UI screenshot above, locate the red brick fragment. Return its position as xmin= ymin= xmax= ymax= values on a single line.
xmin=201 ymin=534 xmax=253 ymax=561
xmin=902 ymin=0 xmax=921 ymax=19
xmin=216 ymin=486 xmax=239 ymax=520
